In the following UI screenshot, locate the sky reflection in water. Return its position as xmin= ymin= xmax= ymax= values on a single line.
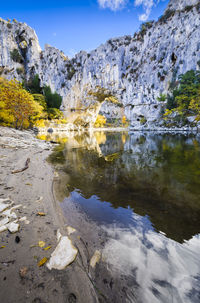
xmin=49 ymin=131 xmax=200 ymax=302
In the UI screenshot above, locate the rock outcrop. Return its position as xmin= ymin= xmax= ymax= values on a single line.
xmin=0 ymin=0 xmax=200 ymax=128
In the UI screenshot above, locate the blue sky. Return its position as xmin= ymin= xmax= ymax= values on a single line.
xmin=1 ymin=0 xmax=169 ymax=57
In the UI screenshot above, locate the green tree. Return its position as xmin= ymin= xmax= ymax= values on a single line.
xmin=166 ymin=70 xmax=200 ymax=115
xmin=43 ymin=86 xmax=62 ymax=109
xmin=25 ymin=74 xmax=42 ymax=94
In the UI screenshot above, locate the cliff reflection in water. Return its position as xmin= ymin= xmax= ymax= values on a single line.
xmin=49 ymin=131 xmax=200 ymax=302
xmin=50 ymin=131 xmax=200 ymax=243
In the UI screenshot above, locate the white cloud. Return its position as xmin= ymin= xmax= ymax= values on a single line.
xmin=134 ymin=0 xmax=157 ymax=21
xmin=98 ymin=0 xmax=163 ymax=21
xmin=98 ymin=0 xmax=127 ymax=11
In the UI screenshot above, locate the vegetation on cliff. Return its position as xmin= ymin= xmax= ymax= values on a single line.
xmin=0 ymin=75 xmax=64 ymax=129
xmin=160 ymin=70 xmax=200 ymax=126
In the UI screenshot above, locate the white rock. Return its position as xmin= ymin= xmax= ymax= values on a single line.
xmin=0 ymin=199 xmax=13 ymax=213
xmin=47 ymin=232 xmax=78 ymax=270
xmin=0 ymin=0 xmax=199 ymax=128
xmin=0 ymin=225 xmax=8 ymax=233
xmin=66 ymin=226 xmax=76 ymax=235
xmin=10 ymin=204 xmax=22 ymax=211
xmin=0 ymin=217 xmax=9 ymax=226
xmin=19 ymin=216 xmax=30 ymax=224
xmin=2 ymin=209 xmax=17 ymax=219
xmin=7 ymin=221 xmax=19 ymax=233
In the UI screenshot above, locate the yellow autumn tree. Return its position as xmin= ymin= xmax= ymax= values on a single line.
xmin=94 ymin=114 xmax=106 ymax=127
xmin=0 ymin=77 xmax=44 ymax=129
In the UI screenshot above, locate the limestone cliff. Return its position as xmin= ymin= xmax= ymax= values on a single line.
xmin=0 ymin=0 xmax=199 ymax=128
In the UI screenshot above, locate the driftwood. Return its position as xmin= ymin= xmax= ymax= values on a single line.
xmin=11 ymin=158 xmax=30 ymax=174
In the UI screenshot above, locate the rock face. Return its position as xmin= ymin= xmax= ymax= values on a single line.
xmin=0 ymin=0 xmax=200 ymax=128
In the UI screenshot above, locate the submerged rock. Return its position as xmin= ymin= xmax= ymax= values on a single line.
xmin=90 ymin=250 xmax=101 ymax=268
xmin=66 ymin=226 xmax=76 ymax=235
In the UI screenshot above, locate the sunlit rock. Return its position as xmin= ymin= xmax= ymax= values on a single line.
xmin=0 ymin=0 xmax=199 ymax=127
xmin=90 ymin=250 xmax=101 ymax=268
xmin=47 ymin=230 xmax=78 ymax=270
xmin=7 ymin=221 xmax=20 ymax=233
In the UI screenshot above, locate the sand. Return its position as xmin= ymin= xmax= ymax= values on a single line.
xmin=0 ymin=127 xmax=99 ymax=303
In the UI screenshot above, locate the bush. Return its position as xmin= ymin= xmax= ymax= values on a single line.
xmin=66 ymin=63 xmax=76 ymax=80
xmin=157 ymin=93 xmax=166 ymax=102
xmin=94 ymin=115 xmax=106 ymax=128
xmin=47 ymin=108 xmax=64 ymax=120
xmin=32 ymin=94 xmax=47 ymax=110
xmin=159 ymin=9 xmax=175 ymax=24
xmin=43 ymin=86 xmax=62 ymax=109
xmin=10 ymin=49 xmax=23 ymax=63
xmin=25 ymin=74 xmax=42 ymax=94
xmin=165 ymin=70 xmax=200 ymax=118
xmin=140 ymin=117 xmax=147 ymax=125
xmin=16 ymin=67 xmax=25 ymax=75
xmin=139 ymin=21 xmax=154 ymax=37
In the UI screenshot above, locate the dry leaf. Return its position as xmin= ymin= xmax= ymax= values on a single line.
xmin=44 ymin=246 xmax=51 ymax=251
xmin=37 ymin=212 xmax=46 ymax=216
xmin=38 ymin=241 xmax=45 ymax=248
xmin=38 ymin=257 xmax=48 ymax=267
xmin=0 ymin=245 xmax=5 ymax=249
xmin=19 ymin=267 xmax=28 ymax=278
xmin=25 ymin=183 xmax=32 ymax=186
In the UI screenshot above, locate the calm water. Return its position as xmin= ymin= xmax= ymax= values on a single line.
xmin=47 ymin=131 xmax=200 ymax=302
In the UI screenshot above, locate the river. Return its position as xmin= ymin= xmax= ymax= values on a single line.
xmin=46 ymin=131 xmax=200 ymax=303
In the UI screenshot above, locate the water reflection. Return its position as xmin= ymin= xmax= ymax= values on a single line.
xmin=49 ymin=131 xmax=200 ymax=243
xmin=47 ymin=131 xmax=200 ymax=302
xmin=102 ymin=214 xmax=200 ymax=303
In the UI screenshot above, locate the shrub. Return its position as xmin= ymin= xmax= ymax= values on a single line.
xmin=34 ymin=119 xmax=46 ymax=128
xmin=16 ymin=67 xmax=25 ymax=75
xmin=7 ymin=23 xmax=12 ymax=29
xmin=32 ymin=94 xmax=47 ymax=110
xmin=66 ymin=64 xmax=76 ymax=80
xmin=140 ymin=117 xmax=147 ymax=125
xmin=94 ymin=114 xmax=106 ymax=128
xmin=10 ymin=50 xmax=22 ymax=63
xmin=184 ymin=5 xmax=193 ymax=12
xmin=88 ymin=86 xmax=118 ymax=104
xmin=157 ymin=93 xmax=167 ymax=102
xmin=139 ymin=21 xmax=154 ymax=37
xmin=43 ymin=86 xmax=62 ymax=109
xmin=165 ymin=70 xmax=200 ymax=117
xmin=25 ymin=74 xmax=42 ymax=94
xmin=47 ymin=108 xmax=64 ymax=120
xmin=10 ymin=49 xmax=23 ymax=63
xmin=159 ymin=9 xmax=175 ymax=24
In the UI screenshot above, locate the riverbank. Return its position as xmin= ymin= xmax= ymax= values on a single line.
xmin=0 ymin=127 xmax=100 ymax=303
